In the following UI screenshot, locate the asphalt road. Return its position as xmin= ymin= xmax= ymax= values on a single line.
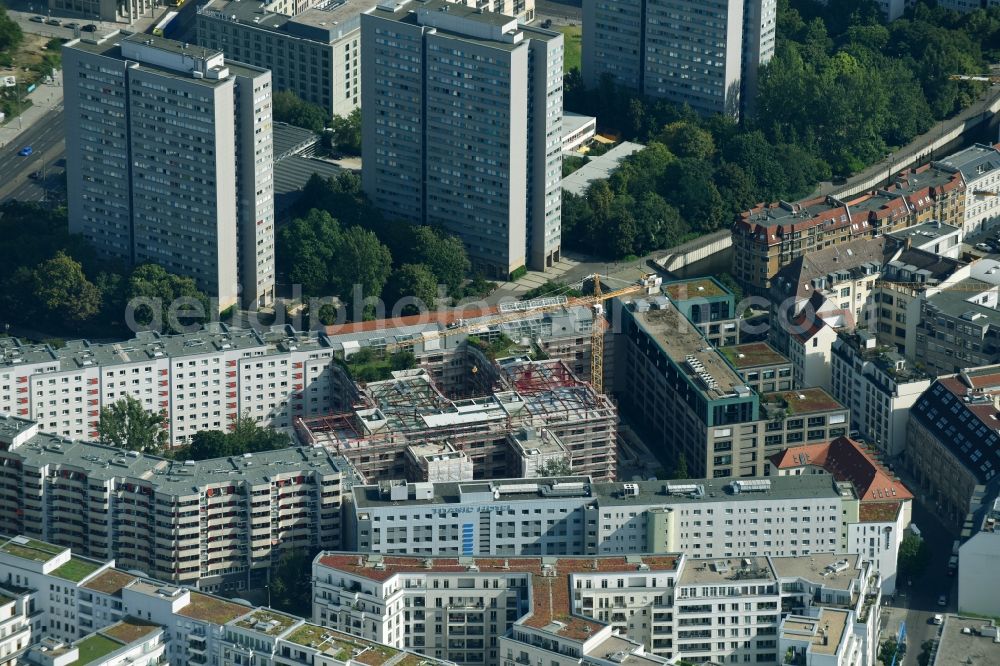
xmin=889 ymin=500 xmax=958 ymax=665
xmin=535 ymin=0 xmax=581 ymax=22
xmin=0 ymin=108 xmax=66 ymax=203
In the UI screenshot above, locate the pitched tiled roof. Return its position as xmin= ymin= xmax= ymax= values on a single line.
xmin=770 ymin=437 xmax=912 ymax=505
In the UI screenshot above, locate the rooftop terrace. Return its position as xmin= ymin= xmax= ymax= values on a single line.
xmin=232 ymin=608 xmax=299 ymax=635
xmin=317 ymin=553 xmax=678 ymax=641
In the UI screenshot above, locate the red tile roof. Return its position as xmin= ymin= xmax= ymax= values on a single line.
xmin=316 ymin=554 xmax=679 ymax=641
xmin=789 ymin=312 xmax=829 ymax=344
xmin=770 ymin=437 xmax=912 ymax=507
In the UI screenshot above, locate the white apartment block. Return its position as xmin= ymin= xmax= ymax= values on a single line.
xmin=788 ymin=317 xmax=836 ymax=392
xmin=0 ymin=536 xmax=447 ymax=666
xmin=0 ymin=325 xmax=340 ymax=447
xmin=0 ymin=418 xmax=344 ymax=591
xmin=0 ymin=586 xmax=32 ymax=665
xmin=24 ymin=620 xmax=165 ymax=666
xmin=830 ymin=331 xmax=932 ymax=457
xmin=197 ymin=0 xmax=367 ymax=118
xmin=936 ymin=143 xmax=1000 ymax=235
xmin=361 ymin=0 xmax=563 ymax=277
xmin=582 ymin=0 xmax=775 ymax=118
xmin=312 ymin=551 xmax=881 ymax=666
xmin=63 ymin=32 xmax=275 ymax=310
xmin=346 ymin=474 xmax=904 ymax=593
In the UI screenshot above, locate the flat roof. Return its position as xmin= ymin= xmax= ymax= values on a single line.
xmin=231 ymin=608 xmax=299 ymax=635
xmin=886 ymin=221 xmax=961 ymax=242
xmin=51 ymin=557 xmax=103 ymax=583
xmin=70 ymin=633 xmax=125 ymax=666
xmin=3 ymin=428 xmax=342 ymax=497
xmin=761 ymin=388 xmax=844 ymax=415
xmin=780 ymin=608 xmax=849 ymax=656
xmin=678 ymin=556 xmax=775 ymax=586
xmin=317 ymin=553 xmax=678 ymax=641
xmin=933 ymin=616 xmax=1000 ymax=666
xmin=626 ymin=298 xmax=748 ymax=399
xmin=175 ymin=591 xmax=251 ymax=625
xmin=561 ymin=142 xmax=645 ymax=196
xmin=100 ymin=618 xmax=161 ymax=645
xmin=82 ymin=569 xmax=140 ymax=596
xmin=719 ymin=343 xmax=788 ymax=370
xmin=770 ymin=553 xmax=862 ymax=592
xmin=0 ymin=536 xmax=66 ymax=563
xmin=936 ymin=143 xmax=1000 ymax=183
xmin=353 ymin=473 xmax=847 ymax=510
xmin=664 ymin=277 xmax=730 ymax=301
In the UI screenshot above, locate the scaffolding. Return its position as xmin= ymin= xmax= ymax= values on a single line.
xmin=295 ymin=359 xmax=618 ymax=482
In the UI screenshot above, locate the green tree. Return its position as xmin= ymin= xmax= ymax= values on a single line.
xmin=383 ymin=263 xmax=439 ymax=315
xmin=334 ymin=226 xmax=393 ymax=318
xmin=878 ymin=638 xmax=899 ymax=666
xmin=329 ymin=108 xmax=362 ymax=155
xmin=32 ymin=252 xmax=102 ymax=325
xmin=186 ymin=413 xmax=291 ymax=460
xmin=269 ymin=549 xmax=316 ymax=615
xmin=897 ymin=532 xmax=930 ymax=580
xmin=98 ymin=395 xmax=167 ymax=453
xmin=278 ymin=209 xmax=342 ymax=295
xmin=656 ymin=121 xmax=715 ymax=160
xmin=272 ymin=91 xmax=327 ymax=133
xmin=411 ymin=226 xmax=471 ymax=297
xmin=126 ymin=264 xmax=210 ymax=334
xmin=0 ymin=5 xmax=24 ymax=53
xmin=536 ymin=457 xmax=573 ymax=477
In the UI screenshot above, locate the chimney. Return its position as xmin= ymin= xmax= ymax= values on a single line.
xmin=904 ymin=236 xmax=912 ymax=250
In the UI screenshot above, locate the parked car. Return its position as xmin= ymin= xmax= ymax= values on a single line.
xmin=18 ymin=146 xmax=32 ymax=157
xmin=541 ymin=18 xmax=552 ymax=28
xmin=976 ymin=243 xmax=991 ymax=251
xmin=81 ymin=23 xmax=98 ymax=32
xmin=932 ymin=614 xmax=944 ymax=625
xmin=30 ymin=15 xmax=45 ymax=22
xmin=65 ymin=22 xmax=79 ymax=29
xmin=937 ymin=594 xmax=947 ymax=607
xmin=45 ymin=18 xmax=62 ymax=25
xmin=28 ymin=171 xmax=41 ymax=180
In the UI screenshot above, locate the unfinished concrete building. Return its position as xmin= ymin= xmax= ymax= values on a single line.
xmin=295 ymin=359 xmax=618 ymax=482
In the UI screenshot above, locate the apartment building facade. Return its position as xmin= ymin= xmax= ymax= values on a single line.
xmin=831 ymin=330 xmax=932 ymax=457
xmin=197 ymin=0 xmax=366 ymax=117
xmin=0 ymin=417 xmax=344 ymax=591
xmin=582 ymin=0 xmax=776 ymax=118
xmin=0 ymin=536 xmax=446 ymax=666
xmin=732 ymin=166 xmax=966 ymax=296
xmin=312 ymin=551 xmax=880 ymax=666
xmin=718 ymin=343 xmax=793 ymax=394
xmin=936 ymin=143 xmax=1000 ymax=235
xmin=361 ymin=0 xmax=562 ymax=277
xmin=905 ymin=369 xmax=1000 ymax=527
xmin=63 ymin=33 xmax=275 ymax=310
xmin=663 ymin=278 xmax=741 ymax=347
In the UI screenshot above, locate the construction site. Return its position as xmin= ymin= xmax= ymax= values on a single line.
xmin=294 ymin=358 xmax=618 ymax=482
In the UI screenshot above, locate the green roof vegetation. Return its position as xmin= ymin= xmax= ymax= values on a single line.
xmin=353 ymin=644 xmax=400 ymax=666
xmin=100 ymin=618 xmax=159 ymax=645
xmin=664 ymin=278 xmax=729 ymax=301
xmin=286 ymin=624 xmax=357 ymax=653
xmin=763 ymin=389 xmax=843 ymax=416
xmin=0 ymin=592 xmax=13 ymax=606
xmin=719 ymin=343 xmax=787 ymax=369
xmin=70 ymin=634 xmax=124 ymax=666
xmin=176 ymin=592 xmax=250 ymax=625
xmin=233 ymin=608 xmax=298 ymax=635
xmin=51 ymin=558 xmax=102 ymax=583
xmin=0 ymin=537 xmax=65 ymax=562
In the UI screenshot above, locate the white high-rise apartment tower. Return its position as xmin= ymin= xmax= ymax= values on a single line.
xmin=63 ymin=32 xmax=276 ymax=310
xmin=583 ymin=0 xmax=776 ymax=118
xmin=360 ymin=0 xmax=563 ymax=278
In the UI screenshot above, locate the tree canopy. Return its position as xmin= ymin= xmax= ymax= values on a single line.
xmin=98 ymin=395 xmax=168 ymax=453
xmin=184 ymin=414 xmax=292 ymax=461
xmin=272 ymin=90 xmax=327 ymax=133
xmin=559 ymin=0 xmax=996 ymax=260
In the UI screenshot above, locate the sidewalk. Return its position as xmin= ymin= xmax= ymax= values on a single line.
xmin=0 ymin=75 xmax=63 ymax=148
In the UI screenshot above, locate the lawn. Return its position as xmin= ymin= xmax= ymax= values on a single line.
xmin=51 ymin=558 xmax=102 ymax=583
xmin=71 ymin=634 xmax=123 ymax=666
xmin=557 ymin=24 xmax=581 ymax=73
